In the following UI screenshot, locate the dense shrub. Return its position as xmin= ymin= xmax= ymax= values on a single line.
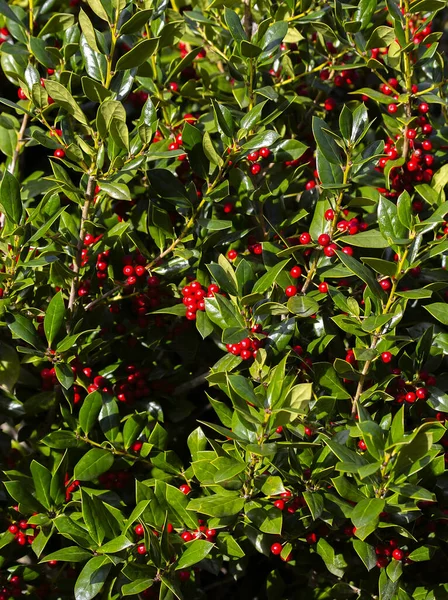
xmin=0 ymin=0 xmax=448 ymax=598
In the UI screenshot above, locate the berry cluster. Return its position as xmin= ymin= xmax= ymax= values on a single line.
xmin=181 ymin=281 xmax=221 ymax=321
xmin=7 ymin=519 xmax=37 ymax=547
xmin=122 ymin=252 xmax=148 ymax=287
xmin=246 ymin=146 xmax=270 ymax=175
xmin=226 ymin=326 xmax=265 ymax=361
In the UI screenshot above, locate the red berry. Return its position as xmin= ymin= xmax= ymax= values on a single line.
xmin=342 ymin=246 xmax=353 ymax=256
xmin=290 ymin=266 xmax=302 ymax=278
xmin=54 ymin=148 xmax=65 ymax=158
xmin=17 ymin=88 xmax=27 ymax=100
xmin=324 ymin=244 xmax=337 ymax=257
xmin=305 ymin=180 xmax=316 ymax=190
xmin=405 ymin=392 xmax=416 ymax=403
xmin=306 ymin=532 xmax=317 ymax=544
xmin=407 ymin=160 xmax=418 ymax=171
xmin=134 ymin=524 xmax=144 ymax=536
xmin=381 ymin=352 xmax=392 ymax=364
xmin=416 ymin=387 xmax=428 ymax=399
xmin=247 ymin=150 xmax=259 ymax=162
xmin=318 ymin=282 xmax=328 ymax=293
xmin=387 ymin=104 xmax=398 ymax=114
xmin=406 ymin=129 xmax=417 ymax=140
xmin=285 ymin=285 xmax=297 ymax=298
xmin=299 ymin=232 xmax=311 ymax=245
xmin=168 ymin=82 xmax=179 ymax=92
xmin=250 ymin=163 xmax=261 ymax=175
xmin=181 ymin=531 xmax=193 ymax=542
xmin=227 ymin=249 xmax=237 ymax=260
xmin=376 ymin=557 xmax=388 ymax=568
xmin=273 ymin=499 xmax=285 ymax=511
xmin=240 ymin=349 xmax=252 ymax=360
xmin=418 ymin=103 xmax=429 ymax=114
xmin=260 ymin=147 xmax=270 ymax=159
xmin=179 ymin=484 xmax=191 ymax=495
xmin=8 ymin=524 xmax=18 ymax=534
xmin=271 ymin=542 xmax=283 ymax=555
xmin=422 ymin=123 xmax=433 ymax=135
xmin=324 ymin=98 xmax=336 ymax=111
xmin=380 ymin=279 xmax=391 ymax=290
xmin=177 ymin=570 xmax=190 ymax=582
xmin=358 ymin=440 xmax=367 ymax=451
xmin=318 ymin=234 xmax=331 ymax=247
xmin=137 ymin=544 xmax=147 ymax=555
xmin=422 ymin=140 xmax=432 ymax=151
xmin=392 ymin=549 xmax=404 ymax=560
xmin=324 ymin=209 xmax=335 ymax=221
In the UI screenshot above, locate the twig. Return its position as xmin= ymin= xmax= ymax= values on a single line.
xmin=68 ymin=175 xmax=96 ymax=314
xmin=9 ymin=113 xmax=29 ymax=175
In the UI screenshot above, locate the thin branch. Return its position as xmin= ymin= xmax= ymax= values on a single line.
xmin=68 ymin=175 xmax=96 ymax=314
xmin=9 ymin=113 xmax=29 ymax=175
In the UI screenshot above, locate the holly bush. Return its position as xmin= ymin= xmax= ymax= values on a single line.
xmin=1 ymin=0 xmax=448 ymax=598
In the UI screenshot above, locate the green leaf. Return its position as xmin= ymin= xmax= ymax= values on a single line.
xmin=119 ymin=9 xmax=152 ymax=35
xmin=98 ymin=535 xmax=133 ymax=553
xmin=252 ymin=259 xmax=289 ymax=294
xmin=73 ymin=449 xmax=114 ymax=482
xmin=287 ymin=295 xmax=319 ymax=318
xmin=30 ymin=461 xmax=52 ymax=511
xmin=378 ymin=196 xmax=408 ymax=241
xmin=115 ymin=38 xmax=159 ymax=71
xmin=336 ymin=251 xmax=385 ymax=299
xmin=224 ymin=8 xmax=247 ymax=41
xmin=312 ymin=116 xmax=342 ymax=165
xmin=147 ymin=169 xmax=190 ymax=207
xmin=407 ymin=545 xmax=437 ymax=561
xmin=44 ymin=80 xmax=88 ymax=126
xmin=74 ymin=556 xmax=112 ymax=600
xmin=424 ymin=303 xmax=448 ymax=325
xmin=353 ymin=539 xmax=377 ymax=571
xmin=41 ymin=547 xmax=93 ymax=563
xmin=44 ymin=292 xmax=65 ymax=347
xmin=0 ymin=342 xmax=20 ymax=393
xmin=211 ymin=99 xmax=234 ymax=138
xmin=79 ymin=9 xmax=100 ymax=53
xmin=203 ymin=131 xmax=223 ymax=166
xmin=176 ymin=539 xmax=214 ymax=570
xmin=366 ymin=26 xmax=396 ymax=49
xmin=7 ymin=314 xmax=42 ymax=349
xmin=339 ymin=230 xmax=388 ymax=248
xmin=99 ymin=181 xmax=131 ymax=200
xmin=79 ymin=391 xmax=103 ymax=435
xmin=351 ymin=498 xmax=385 ymax=540
xmin=0 ymin=171 xmax=22 ymax=224
xmin=187 ymin=494 xmax=245 ymax=517
xmin=81 ymin=488 xmax=105 ymax=546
